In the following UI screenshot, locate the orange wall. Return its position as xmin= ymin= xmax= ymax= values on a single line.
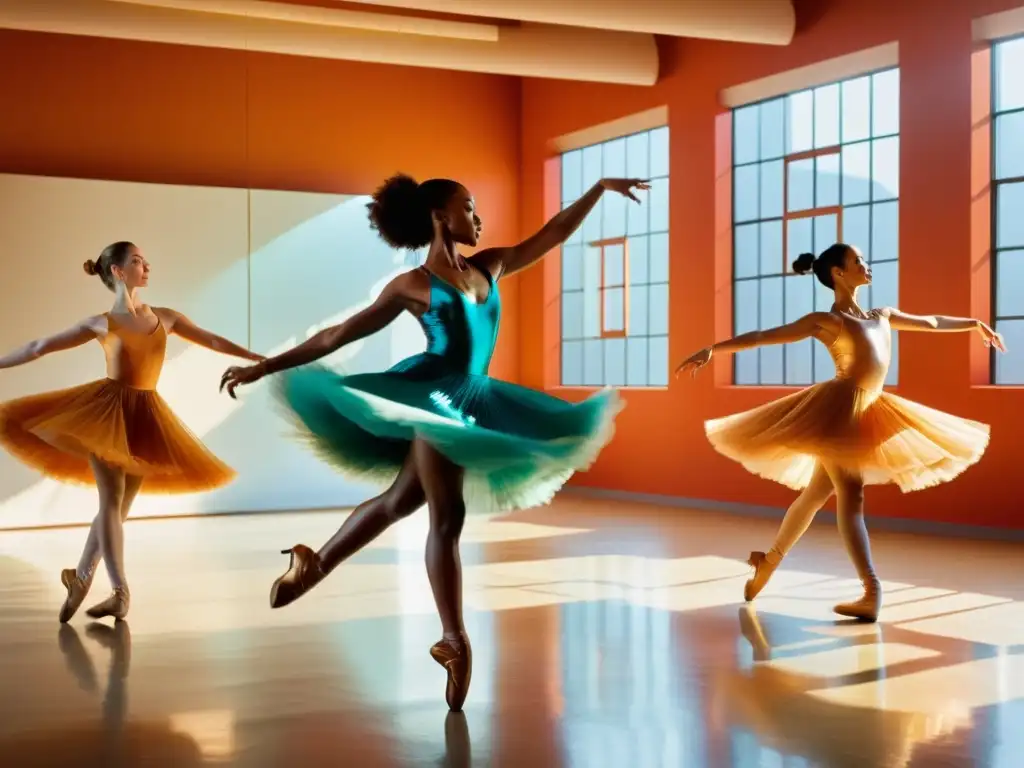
xmin=0 ymin=29 xmax=521 ymax=379
xmin=519 ymin=0 xmax=1024 ymax=530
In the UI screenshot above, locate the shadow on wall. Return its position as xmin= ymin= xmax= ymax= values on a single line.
xmin=0 ymin=184 xmax=427 ymax=528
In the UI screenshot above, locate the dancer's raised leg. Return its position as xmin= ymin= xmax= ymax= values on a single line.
xmin=823 ymin=463 xmax=880 ymax=621
xmin=745 ymin=463 xmax=834 ymax=601
xmin=413 ymin=438 xmax=471 ymax=712
xmin=269 ymin=451 xmax=425 ymax=608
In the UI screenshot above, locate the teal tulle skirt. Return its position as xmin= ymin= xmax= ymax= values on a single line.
xmin=273 ymin=357 xmax=623 ymax=513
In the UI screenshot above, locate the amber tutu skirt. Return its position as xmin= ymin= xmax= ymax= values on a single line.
xmin=0 ymin=378 xmax=235 ymax=493
xmin=705 ymin=378 xmax=990 ymax=492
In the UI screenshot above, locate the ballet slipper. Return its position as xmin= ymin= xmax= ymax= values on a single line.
xmin=744 ymin=550 xmax=783 ymax=602
xmin=834 ymin=578 xmax=882 ymax=622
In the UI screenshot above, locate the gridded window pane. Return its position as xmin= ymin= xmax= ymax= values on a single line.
xmin=734 ymin=164 xmax=760 ymax=223
xmin=842 ymin=142 xmax=871 ymax=204
xmin=604 ymin=338 xmax=626 ymax=386
xmin=649 ymin=283 xmax=669 ymax=335
xmin=760 ymin=98 xmax=785 ymax=160
xmin=650 ymin=126 xmax=670 ymax=178
xmin=562 ymin=341 xmax=583 ymax=385
xmin=760 ymin=220 xmax=783 ymax=276
xmin=786 ymin=91 xmax=814 ymax=154
xmin=995 ymin=319 xmax=1024 ymax=384
xmin=628 ymin=235 xmax=649 ymax=285
xmin=604 ymin=287 xmax=625 ymax=332
xmin=871 ymin=202 xmax=898 ymax=263
xmin=629 ymin=285 xmax=649 ymax=336
xmin=996 ymin=250 xmax=1024 ymax=318
xmin=560 ymin=125 xmax=670 ymax=387
xmin=626 ymin=337 xmax=648 ymax=386
xmin=735 ymin=224 xmax=759 ymax=279
xmin=995 ymin=37 xmax=1024 ymax=113
xmin=734 ymin=105 xmax=760 ymax=165
xmin=995 ymin=111 xmax=1024 ymax=181
xmin=816 ymin=153 xmax=840 ymax=207
xmin=626 ymin=132 xmax=650 ymax=179
xmin=604 ymin=243 xmax=624 ymax=286
xmin=562 ymin=292 xmax=584 ymax=339
xmin=787 ymin=158 xmax=814 ymax=212
xmin=562 ymin=150 xmax=582 ymax=203
xmin=649 ymin=177 xmax=670 ymax=233
xmin=649 ymin=233 xmax=669 ymax=283
xmin=562 ymin=245 xmax=584 ymax=290
xmin=648 ymin=336 xmax=669 ymax=387
xmin=814 ymin=84 xmax=840 ymax=148
xmin=872 ymin=136 xmax=899 ymax=200
xmin=760 ymin=159 xmax=784 ymax=219
xmin=842 ymin=76 xmax=871 ymax=143
xmin=872 ymin=69 xmax=900 ymax=137
xmin=787 ymin=217 xmax=812 ymax=266
xmin=583 ymin=339 xmax=603 ymax=386
xmin=997 ymin=182 xmax=1024 ymax=249
xmin=733 ymin=67 xmax=900 ymax=387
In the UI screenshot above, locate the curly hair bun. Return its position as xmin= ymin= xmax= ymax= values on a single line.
xmin=791 ymin=251 xmax=816 ymax=275
xmin=367 ymin=173 xmax=433 ymax=250
xmin=83 ymin=259 xmax=99 ymax=276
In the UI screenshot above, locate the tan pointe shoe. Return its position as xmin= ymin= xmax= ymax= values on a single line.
xmin=59 ymin=568 xmax=94 ymax=623
xmin=744 ymin=550 xmax=782 ymax=602
xmin=430 ymin=635 xmax=472 ymax=712
xmin=85 ymin=587 xmax=130 ymax=621
xmin=834 ymin=578 xmax=882 ymax=622
xmin=269 ymin=545 xmax=325 ymax=609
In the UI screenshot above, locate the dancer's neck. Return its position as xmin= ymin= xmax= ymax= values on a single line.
xmin=832 ymin=284 xmax=864 ymax=316
xmin=111 ymin=284 xmax=141 ymax=315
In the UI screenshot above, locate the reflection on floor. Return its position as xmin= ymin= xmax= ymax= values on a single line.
xmin=0 ymin=496 xmax=1022 ymax=766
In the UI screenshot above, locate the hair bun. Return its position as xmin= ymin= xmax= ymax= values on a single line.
xmin=791 ymin=251 xmax=816 ymax=275
xmin=83 ymin=259 xmax=98 ymax=276
xmin=367 ymin=172 xmax=432 ymax=250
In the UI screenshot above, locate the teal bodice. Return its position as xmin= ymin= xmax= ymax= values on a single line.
xmin=414 ymin=264 xmax=501 ymax=376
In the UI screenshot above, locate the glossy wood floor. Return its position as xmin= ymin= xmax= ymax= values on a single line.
xmin=1 ymin=497 xmax=1023 ymax=767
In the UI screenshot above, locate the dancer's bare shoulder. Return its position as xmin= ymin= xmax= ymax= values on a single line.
xmin=382 ymin=267 xmax=432 ymax=317
xmin=804 ymin=311 xmax=843 ymax=341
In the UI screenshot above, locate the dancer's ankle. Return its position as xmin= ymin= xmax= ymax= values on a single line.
xmin=766 ymin=547 xmax=784 ymax=563
xmin=443 ymin=630 xmax=466 ymax=649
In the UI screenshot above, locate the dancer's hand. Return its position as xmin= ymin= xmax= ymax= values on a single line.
xmin=675 ymin=347 xmax=713 ymax=379
xmin=975 ymin=320 xmax=1007 ymax=353
xmin=220 ymin=362 xmax=266 ymax=399
xmin=600 ymin=178 xmax=651 ymax=203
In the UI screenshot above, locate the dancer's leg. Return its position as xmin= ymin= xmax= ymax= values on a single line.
xmin=269 ymin=452 xmax=425 ymax=608
xmin=822 ymin=462 xmax=880 ymax=621
xmin=317 ymin=451 xmax=425 ymax=572
xmin=60 ymin=474 xmax=142 ymax=623
xmin=412 ymin=438 xmax=471 ymax=711
xmin=83 ymin=456 xmax=130 ymax=620
xmin=745 ymin=463 xmax=834 ymax=601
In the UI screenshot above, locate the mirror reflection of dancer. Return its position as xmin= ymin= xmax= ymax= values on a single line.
xmin=220 ymin=174 xmax=645 ymax=710
xmin=0 ymin=243 xmax=263 ymax=622
xmin=677 ymin=243 xmax=1003 ymax=622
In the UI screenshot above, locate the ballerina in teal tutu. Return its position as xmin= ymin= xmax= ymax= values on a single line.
xmin=220 ymin=172 xmax=646 ymax=710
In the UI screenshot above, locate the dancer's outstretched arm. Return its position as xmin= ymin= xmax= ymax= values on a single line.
xmin=675 ymin=312 xmax=840 ymax=378
xmin=885 ymin=309 xmax=1006 ymax=351
xmin=0 ymin=316 xmax=104 ymax=370
xmin=475 ymin=178 xmax=649 ymax=279
xmin=219 ymin=271 xmax=423 ymax=398
xmin=155 ymin=308 xmax=264 ymax=362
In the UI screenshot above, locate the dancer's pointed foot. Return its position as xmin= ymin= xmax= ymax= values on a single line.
xmin=834 ymin=578 xmax=882 ymax=622
xmin=431 ymin=634 xmax=472 ymax=712
xmin=85 ymin=587 xmax=130 ymax=621
xmin=744 ymin=550 xmax=782 ymax=602
xmin=738 ymin=604 xmax=772 ymax=662
xmin=59 ymin=568 xmax=93 ymax=623
xmin=269 ymin=545 xmax=325 ymax=609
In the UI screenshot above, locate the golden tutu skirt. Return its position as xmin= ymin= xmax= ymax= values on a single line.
xmin=0 ymin=378 xmax=235 ymax=494
xmin=705 ymin=379 xmax=990 ymax=492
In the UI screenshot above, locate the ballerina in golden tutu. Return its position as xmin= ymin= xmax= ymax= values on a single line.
xmin=676 ymin=243 xmax=1004 ymax=622
xmin=0 ymin=242 xmax=262 ymax=622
